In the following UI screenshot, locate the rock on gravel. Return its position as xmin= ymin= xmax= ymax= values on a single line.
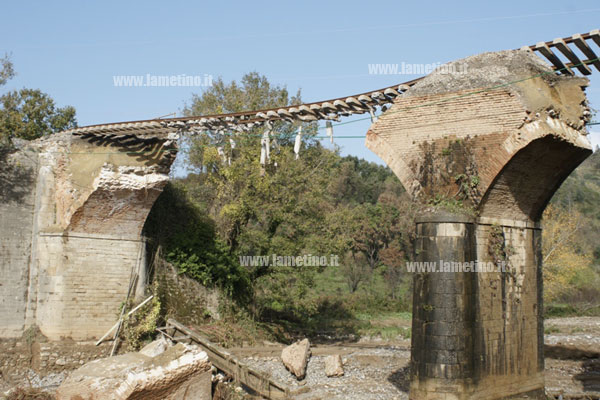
xmin=324 ymin=354 xmax=344 ymax=377
xmin=281 ymin=338 xmax=311 ymax=379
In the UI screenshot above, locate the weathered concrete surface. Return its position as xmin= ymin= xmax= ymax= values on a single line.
xmin=139 ymin=336 xmax=171 ymax=357
xmin=56 ymin=343 xmax=211 ymax=400
xmin=0 ymin=143 xmax=39 ymax=338
xmin=0 ymin=132 xmax=176 ymax=340
xmin=366 ymin=50 xmax=592 ymax=399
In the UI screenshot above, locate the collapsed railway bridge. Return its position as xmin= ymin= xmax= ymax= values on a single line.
xmin=1 ymin=30 xmax=600 ymax=399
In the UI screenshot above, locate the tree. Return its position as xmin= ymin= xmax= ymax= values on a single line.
xmin=542 ymin=204 xmax=593 ymax=303
xmin=182 ymin=72 xmax=320 ymax=251
xmin=171 ymin=71 xmax=417 ymax=324
xmin=327 ymin=183 xmax=413 ymax=295
xmin=180 ymin=72 xmax=338 ymax=320
xmin=0 ymin=54 xmax=15 ymax=87
xmin=0 ymin=56 xmax=77 ymax=146
xmin=341 ymin=251 xmax=370 ymax=293
xmin=0 ymin=89 xmax=77 ymax=144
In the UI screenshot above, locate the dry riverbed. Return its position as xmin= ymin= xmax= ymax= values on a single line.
xmin=1 ymin=317 xmax=599 ymax=399
xmin=231 ymin=316 xmax=600 ymax=399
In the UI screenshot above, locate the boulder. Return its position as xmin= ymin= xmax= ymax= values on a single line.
xmin=324 ymin=354 xmax=344 ymax=377
xmin=56 ymin=343 xmax=211 ymax=400
xmin=281 ymin=338 xmax=310 ymax=379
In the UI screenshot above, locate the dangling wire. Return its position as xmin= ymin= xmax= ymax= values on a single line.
xmin=294 ymin=125 xmax=303 ymax=160
xmin=228 ymin=138 xmax=236 ymax=165
xmin=217 ymin=146 xmax=227 ymax=163
xmin=260 ymin=122 xmax=272 ymax=166
xmin=326 ymin=121 xmax=334 ymax=144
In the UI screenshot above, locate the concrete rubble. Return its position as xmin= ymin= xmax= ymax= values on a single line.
xmin=55 ymin=342 xmax=212 ymax=400
xmin=324 ymin=354 xmax=344 ymax=377
xmin=281 ymin=338 xmax=311 ymax=380
xmin=139 ymin=336 xmax=171 ymax=358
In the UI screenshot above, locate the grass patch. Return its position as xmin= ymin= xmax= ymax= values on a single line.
xmin=544 ymin=325 xmax=560 ymax=334
xmin=355 ymin=311 xmax=412 ymax=339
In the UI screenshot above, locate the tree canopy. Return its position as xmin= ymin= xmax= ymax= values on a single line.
xmin=146 ymin=72 xmax=413 ymax=326
xmin=0 ymin=55 xmax=77 ymax=147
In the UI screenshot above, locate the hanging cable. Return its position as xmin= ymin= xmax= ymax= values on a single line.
xmin=326 ymin=121 xmax=334 ymax=144
xmin=294 ymin=126 xmax=303 ymax=160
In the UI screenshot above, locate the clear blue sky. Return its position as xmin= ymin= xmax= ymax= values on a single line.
xmin=2 ymin=0 xmax=600 ymax=168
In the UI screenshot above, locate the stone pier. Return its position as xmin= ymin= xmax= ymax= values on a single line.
xmin=410 ymin=212 xmax=544 ymax=398
xmin=366 ymin=49 xmax=593 ymax=398
xmin=0 ymin=131 xmax=176 ymax=340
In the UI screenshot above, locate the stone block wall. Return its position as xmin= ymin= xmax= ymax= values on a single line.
xmin=0 ymin=335 xmax=111 ymax=388
xmin=411 ymin=215 xmax=476 ymax=398
xmin=411 ymin=215 xmax=545 ymax=399
xmin=155 ymin=256 xmax=221 ymax=324
xmin=470 ymin=222 xmax=544 ymax=398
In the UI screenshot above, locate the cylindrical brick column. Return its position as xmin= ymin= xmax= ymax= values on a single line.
xmin=410 ymin=211 xmax=476 ymax=399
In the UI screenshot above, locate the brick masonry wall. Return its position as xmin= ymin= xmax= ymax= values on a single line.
xmin=34 ymin=234 xmax=143 ymax=340
xmin=366 ymin=89 xmax=523 ymax=201
xmin=366 ymin=71 xmax=591 ymax=224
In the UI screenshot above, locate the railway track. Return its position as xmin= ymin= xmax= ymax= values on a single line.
xmin=158 ymin=318 xmax=293 ymax=399
xmin=64 ymin=30 xmax=600 ymax=138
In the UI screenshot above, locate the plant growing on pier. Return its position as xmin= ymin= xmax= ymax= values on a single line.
xmin=121 ymin=290 xmax=162 ymax=351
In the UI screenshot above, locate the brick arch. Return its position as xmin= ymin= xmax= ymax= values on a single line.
xmin=478 ymin=134 xmax=592 ymax=222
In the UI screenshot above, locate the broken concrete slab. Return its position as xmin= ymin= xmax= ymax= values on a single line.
xmin=139 ymin=336 xmax=171 ymax=358
xmin=281 ymin=338 xmax=310 ymax=380
xmin=56 ymin=343 xmax=211 ymax=400
xmin=324 ymin=354 xmax=344 ymax=377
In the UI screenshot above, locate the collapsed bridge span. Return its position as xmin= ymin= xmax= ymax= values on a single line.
xmin=1 ymin=29 xmax=599 ymax=400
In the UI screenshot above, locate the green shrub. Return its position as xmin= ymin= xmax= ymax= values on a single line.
xmin=122 ymin=294 xmax=161 ymax=351
xmin=144 ymin=183 xmax=251 ymax=302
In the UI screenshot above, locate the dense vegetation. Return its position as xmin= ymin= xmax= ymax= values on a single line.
xmin=544 ymin=150 xmax=600 ymax=315
xmin=143 ymin=73 xmax=414 ymax=338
